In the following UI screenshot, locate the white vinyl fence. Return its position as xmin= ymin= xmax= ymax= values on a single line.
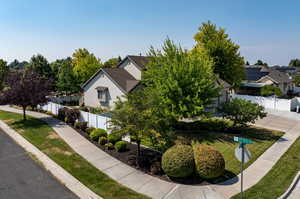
xmin=230 ymin=94 xmax=292 ymax=111
xmin=38 ymin=102 xmax=111 ymax=130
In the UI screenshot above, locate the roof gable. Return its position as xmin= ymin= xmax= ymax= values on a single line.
xmin=118 ymin=55 xmax=151 ymax=70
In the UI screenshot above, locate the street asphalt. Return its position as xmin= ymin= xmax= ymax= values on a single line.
xmin=0 ymin=129 xmax=79 ymax=199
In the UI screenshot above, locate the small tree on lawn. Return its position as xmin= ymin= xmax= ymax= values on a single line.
xmin=260 ymin=85 xmax=282 ymax=97
xmin=0 ymin=70 xmax=53 ymax=120
xmin=218 ymin=98 xmax=267 ymax=128
xmin=109 ymin=89 xmax=173 ymax=162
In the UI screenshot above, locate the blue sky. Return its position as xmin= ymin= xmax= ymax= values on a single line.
xmin=0 ymin=0 xmax=299 ymax=65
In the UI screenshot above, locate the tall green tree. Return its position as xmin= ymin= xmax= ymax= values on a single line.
xmin=194 ymin=21 xmax=245 ymax=87
xmin=143 ymin=39 xmax=220 ymax=120
xmin=103 ymin=57 xmax=122 ymax=68
xmin=255 ymin=59 xmax=268 ymax=66
xmin=72 ymin=48 xmax=102 ymax=84
xmin=0 ymin=59 xmax=9 ymax=90
xmin=56 ymin=58 xmax=80 ymax=94
xmin=27 ymin=54 xmax=53 ymax=79
xmin=289 ymin=59 xmax=300 ymax=67
xmin=8 ymin=59 xmax=28 ymax=70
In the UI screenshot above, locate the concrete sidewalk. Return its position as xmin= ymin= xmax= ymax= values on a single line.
xmin=213 ymin=113 xmax=300 ymax=198
xmin=1 ymin=105 xmax=299 ymax=199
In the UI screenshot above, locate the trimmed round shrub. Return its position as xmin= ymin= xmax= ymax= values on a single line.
xmin=89 ymin=129 xmax=107 ymax=141
xmin=58 ymin=107 xmax=68 ymax=121
xmin=86 ymin=127 xmax=96 ymax=135
xmin=161 ymin=145 xmax=194 ymax=178
xmin=105 ymin=142 xmax=114 ymax=150
xmin=115 ymin=141 xmax=127 ymax=152
xmin=98 ymin=136 xmax=108 ymax=145
xmin=65 ymin=108 xmax=80 ymax=125
xmin=108 ymin=134 xmax=122 ymax=144
xmin=193 ymin=144 xmax=225 ymax=179
xmin=74 ymin=121 xmax=88 ymax=131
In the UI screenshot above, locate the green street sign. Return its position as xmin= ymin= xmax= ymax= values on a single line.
xmin=234 ymin=136 xmax=253 ymax=144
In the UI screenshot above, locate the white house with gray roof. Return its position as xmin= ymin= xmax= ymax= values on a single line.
xmin=81 ymin=55 xmax=232 ymax=109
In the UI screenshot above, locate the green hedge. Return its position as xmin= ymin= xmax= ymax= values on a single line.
xmin=193 ymin=144 xmax=225 ymax=179
xmin=162 ymin=145 xmax=194 ymax=178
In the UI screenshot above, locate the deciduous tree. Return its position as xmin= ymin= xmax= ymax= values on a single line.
xmin=194 ymin=21 xmax=245 ymax=87
xmin=0 ymin=59 xmax=8 ymax=90
xmin=260 ymin=85 xmax=282 ymax=96
xmin=56 ymin=58 xmax=80 ymax=94
xmin=254 ymin=59 xmax=268 ymax=66
xmin=0 ymin=70 xmax=53 ymax=120
xmin=103 ymin=57 xmax=122 ymax=68
xmin=72 ymin=48 xmax=102 ymax=84
xmin=27 ymin=54 xmax=53 ymax=79
xmin=289 ymin=59 xmax=300 ymax=67
xmin=143 ymin=39 xmax=220 ymax=120
xmin=218 ymin=98 xmax=267 ymax=128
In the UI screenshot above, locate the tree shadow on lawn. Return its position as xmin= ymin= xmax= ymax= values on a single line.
xmin=10 ymin=118 xmax=47 ymax=130
xmin=175 ymin=125 xmax=283 ymax=146
xmin=168 ymin=170 xmax=238 ymax=185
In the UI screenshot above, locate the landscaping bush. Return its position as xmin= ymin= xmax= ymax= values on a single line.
xmin=105 ymin=142 xmax=114 ymax=150
xmin=115 ymin=141 xmax=127 ymax=152
xmin=218 ymin=98 xmax=267 ymax=128
xmin=86 ymin=127 xmax=96 ymax=135
xmin=261 ymin=85 xmax=282 ymax=96
xmin=58 ymin=107 xmax=69 ymax=121
xmin=74 ymin=121 xmax=88 ymax=131
xmin=161 ymin=145 xmax=194 ymax=178
xmin=89 ymin=129 xmax=107 ymax=141
xmin=108 ymin=134 xmax=122 ymax=144
xmin=193 ymin=144 xmax=225 ymax=179
xmin=98 ymin=136 xmax=108 ymax=145
xmin=65 ymin=108 xmax=80 ymax=125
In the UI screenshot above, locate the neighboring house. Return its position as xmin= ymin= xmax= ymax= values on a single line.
xmin=238 ymin=65 xmax=293 ymax=96
xmin=81 ymin=55 xmax=232 ymax=109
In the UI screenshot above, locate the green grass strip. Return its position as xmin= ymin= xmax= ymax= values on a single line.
xmin=0 ymin=110 xmax=150 ymax=199
xmin=231 ymin=136 xmax=300 ymax=199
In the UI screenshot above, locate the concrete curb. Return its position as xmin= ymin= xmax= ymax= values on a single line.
xmin=278 ymin=171 xmax=300 ymax=199
xmin=0 ymin=120 xmax=102 ymax=199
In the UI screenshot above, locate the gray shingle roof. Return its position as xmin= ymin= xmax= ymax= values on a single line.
xmin=126 ymin=55 xmax=151 ymax=69
xmin=102 ymin=68 xmax=139 ymax=92
xmin=244 ymin=65 xmax=291 ymax=83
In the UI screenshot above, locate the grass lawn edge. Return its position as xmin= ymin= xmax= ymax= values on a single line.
xmin=0 ymin=110 xmax=150 ymax=199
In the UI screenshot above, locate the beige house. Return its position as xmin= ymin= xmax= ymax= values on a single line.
xmin=238 ymin=65 xmax=293 ymax=96
xmin=81 ymin=55 xmax=231 ymax=109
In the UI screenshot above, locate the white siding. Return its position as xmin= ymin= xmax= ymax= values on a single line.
xmin=83 ymin=71 xmax=125 ymax=108
xmin=119 ymin=59 xmax=142 ymax=80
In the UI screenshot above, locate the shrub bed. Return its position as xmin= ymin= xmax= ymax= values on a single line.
xmin=98 ymin=136 xmax=108 ymax=145
xmin=108 ymin=134 xmax=122 ymax=144
xmin=115 ymin=141 xmax=127 ymax=152
xmin=161 ymin=145 xmax=194 ymax=178
xmin=75 ymin=121 xmax=88 ymax=131
xmin=193 ymin=144 xmax=225 ymax=179
xmin=90 ymin=128 xmax=107 ymax=141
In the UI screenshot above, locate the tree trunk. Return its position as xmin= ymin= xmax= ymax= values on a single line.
xmin=137 ymin=140 xmax=141 ymax=158
xmin=22 ymin=106 xmax=27 ymax=120
xmin=136 ymin=140 xmax=141 ymax=168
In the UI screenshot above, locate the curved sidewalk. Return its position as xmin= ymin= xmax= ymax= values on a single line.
xmin=1 ymin=106 xmax=299 ymax=199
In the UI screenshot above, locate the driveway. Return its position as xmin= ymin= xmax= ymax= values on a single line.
xmin=0 ymin=129 xmax=78 ymax=199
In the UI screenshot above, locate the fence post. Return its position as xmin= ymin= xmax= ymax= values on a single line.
xmin=96 ymin=116 xmax=98 ymax=129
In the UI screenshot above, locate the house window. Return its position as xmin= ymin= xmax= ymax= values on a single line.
xmin=96 ymin=87 xmax=108 ymax=103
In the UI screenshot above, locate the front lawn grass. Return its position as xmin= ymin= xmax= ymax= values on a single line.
xmin=231 ymin=136 xmax=300 ymax=199
xmin=143 ymin=121 xmax=284 ymax=180
xmin=0 ymin=110 xmax=150 ymax=199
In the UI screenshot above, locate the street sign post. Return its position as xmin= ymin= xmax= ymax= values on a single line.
xmin=234 ymin=136 xmax=253 ymax=199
